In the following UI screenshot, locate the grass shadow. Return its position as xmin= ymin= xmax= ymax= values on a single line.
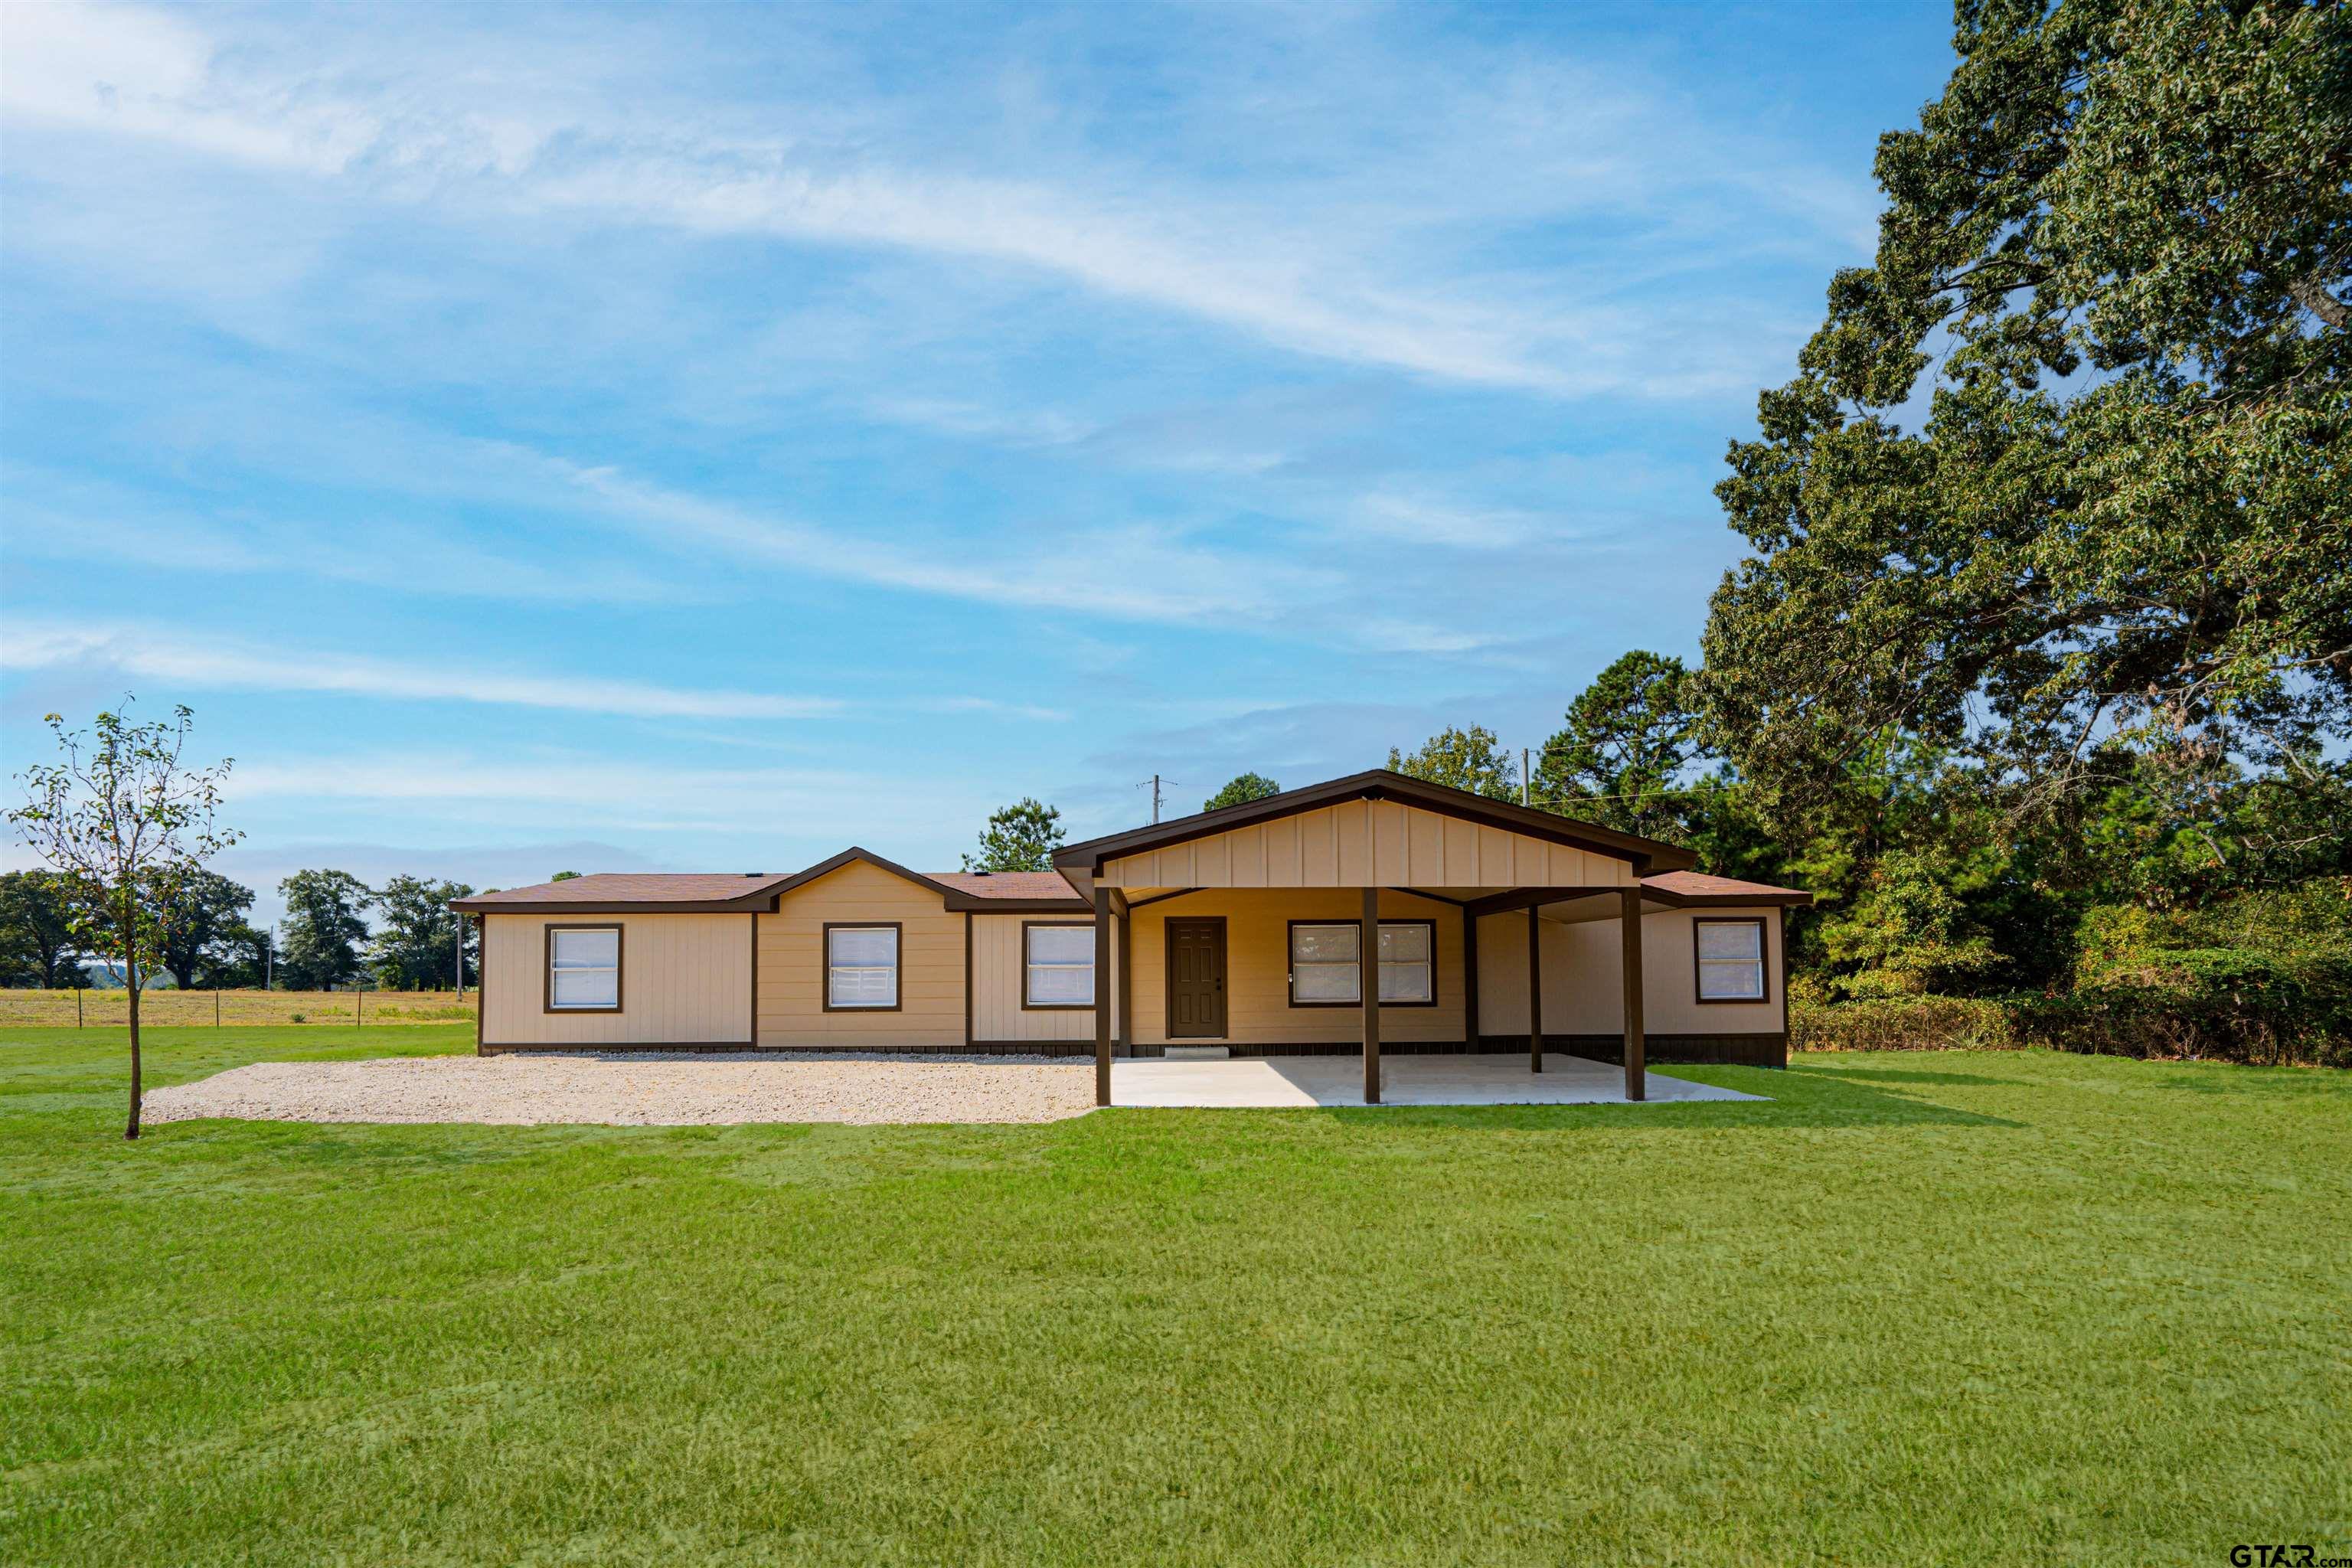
xmin=1298 ymin=1062 xmax=2021 ymax=1132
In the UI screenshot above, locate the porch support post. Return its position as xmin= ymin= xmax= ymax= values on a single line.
xmin=1093 ymin=888 xmax=1113 ymax=1107
xmin=1361 ymin=884 xmax=1381 ymax=1105
xmin=1462 ymin=909 xmax=1480 ymax=1050
xmin=1527 ymin=903 xmax=1544 ymax=1073
xmin=1116 ymin=894 xmax=1133 ymax=1060
xmin=1620 ymin=887 xmax=1645 ymax=1102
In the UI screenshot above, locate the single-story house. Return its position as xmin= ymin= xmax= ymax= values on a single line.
xmin=449 ymin=769 xmax=1809 ymax=1106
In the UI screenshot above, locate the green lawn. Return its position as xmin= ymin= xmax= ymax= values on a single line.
xmin=4 ymin=1028 xmax=2347 ymax=1566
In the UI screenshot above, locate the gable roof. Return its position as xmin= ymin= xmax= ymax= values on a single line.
xmin=451 ymin=873 xmax=793 ymax=913
xmin=449 ymin=852 xmax=1090 ymax=915
xmin=1053 ymin=768 xmax=1697 ymax=877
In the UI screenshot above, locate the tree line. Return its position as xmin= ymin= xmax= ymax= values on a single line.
xmin=0 ymin=866 xmax=485 ymax=991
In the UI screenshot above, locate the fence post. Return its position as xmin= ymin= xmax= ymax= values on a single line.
xmin=77 ymin=988 xmax=83 ymax=1028
xmin=216 ymin=987 xmax=221 ymax=1028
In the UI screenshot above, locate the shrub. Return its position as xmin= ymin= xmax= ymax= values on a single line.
xmin=1788 ymin=995 xmax=2014 ymax=1053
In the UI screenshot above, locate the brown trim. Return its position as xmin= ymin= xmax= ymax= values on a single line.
xmin=543 ymin=922 xmax=623 ymax=1014
xmin=1093 ymin=890 xmax=1112 ymax=1106
xmin=1116 ymin=900 xmax=1133 ymax=1057
xmin=1361 ymin=886 xmax=1380 ymax=1104
xmin=1283 ymin=918 xmax=1439 ymax=1008
xmin=1122 ymin=887 xmax=1203 ymax=911
xmin=1622 ymin=887 xmax=1646 ymax=1101
xmin=820 ymin=921 xmax=903 ymax=1012
xmin=1641 ymin=884 xmax=1811 ymax=910
xmin=1162 ymin=916 xmax=1228 ymax=1040
xmin=1020 ymin=919 xmax=1096 ymax=1011
xmin=482 ymin=1040 xmax=767 ymax=1055
xmin=1461 ymin=909 xmax=1478 ymax=1050
xmin=1526 ymin=904 xmax=1542 ymax=1073
xmin=749 ymin=911 xmax=761 ymax=1047
xmin=962 ymin=913 xmax=974 ymax=1049
xmin=1054 ymin=768 xmax=1694 ymax=877
xmin=1464 ymin=884 xmax=1633 ymax=920
xmin=467 ymin=897 xmax=771 ymax=915
xmin=1692 ymin=916 xmax=1771 ymax=1004
xmin=1394 ymin=887 xmax=1469 ymax=906
xmin=473 ymin=915 xmax=486 ymax=1055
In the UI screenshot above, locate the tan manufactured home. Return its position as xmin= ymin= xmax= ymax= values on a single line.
xmin=450 ymin=770 xmax=1808 ymax=1106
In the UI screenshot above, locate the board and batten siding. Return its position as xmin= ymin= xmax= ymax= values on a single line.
xmin=1123 ymin=888 xmax=1465 ymax=1048
xmin=481 ymin=912 xmax=753 ymax=1047
xmin=755 ymin=858 xmax=964 ymax=1048
xmin=1097 ymin=799 xmax=1638 ymax=890
xmin=1475 ymin=906 xmax=1785 ymax=1037
xmin=969 ymin=913 xmax=1115 ymax=1044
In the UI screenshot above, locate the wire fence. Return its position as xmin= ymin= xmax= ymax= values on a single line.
xmin=0 ymin=988 xmax=477 ymax=1028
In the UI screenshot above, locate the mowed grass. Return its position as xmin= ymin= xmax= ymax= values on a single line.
xmin=3 ymin=1029 xmax=2347 ymax=1566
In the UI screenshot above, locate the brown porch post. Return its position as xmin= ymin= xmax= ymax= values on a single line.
xmin=1093 ymin=888 xmax=1113 ymax=1106
xmin=1462 ymin=909 xmax=1480 ymax=1050
xmin=1362 ymin=884 xmax=1381 ymax=1104
xmin=1116 ymin=895 xmax=1133 ymax=1060
xmin=1621 ymin=887 xmax=1645 ymax=1102
xmin=1527 ymin=903 xmax=1544 ymax=1073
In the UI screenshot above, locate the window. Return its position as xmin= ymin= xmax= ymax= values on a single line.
xmin=1378 ymin=921 xmax=1434 ymax=1004
xmin=547 ymin=926 xmax=620 ymax=1011
xmin=1024 ymin=923 xmax=1094 ymax=1008
xmin=1694 ymin=918 xmax=1767 ymax=1002
xmin=1289 ymin=922 xmax=1361 ymax=1004
xmin=825 ymin=924 xmax=900 ymax=1010
xmin=1289 ymin=920 xmax=1436 ymax=1006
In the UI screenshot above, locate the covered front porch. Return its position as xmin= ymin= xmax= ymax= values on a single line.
xmin=1111 ymin=1050 xmax=1765 ymax=1109
xmin=1055 ymin=772 xmax=1706 ymax=1109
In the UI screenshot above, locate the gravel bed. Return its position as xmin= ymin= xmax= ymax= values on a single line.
xmin=142 ymin=1053 xmax=1098 ymax=1126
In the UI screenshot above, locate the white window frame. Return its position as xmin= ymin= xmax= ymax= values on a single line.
xmin=547 ymin=925 xmax=622 ymax=1012
xmin=825 ymin=923 xmax=900 ymax=1011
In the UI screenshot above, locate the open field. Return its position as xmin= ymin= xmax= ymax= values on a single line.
xmin=0 ymin=988 xmax=474 ymax=1028
xmin=3 ymin=1027 xmax=2347 ymax=1566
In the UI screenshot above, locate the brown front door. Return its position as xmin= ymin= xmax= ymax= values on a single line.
xmin=1165 ymin=918 xmax=1227 ymax=1038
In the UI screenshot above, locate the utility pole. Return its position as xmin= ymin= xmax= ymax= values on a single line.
xmin=265 ymin=923 xmax=274 ymax=991
xmin=1521 ymin=748 xmax=1531 ymax=808
xmin=1137 ymin=773 xmax=1174 ymax=824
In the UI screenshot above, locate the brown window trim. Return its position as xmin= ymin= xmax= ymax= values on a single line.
xmin=822 ymin=921 xmax=903 ymax=1012
xmin=544 ymin=922 xmax=623 ymax=1014
xmin=1692 ymin=916 xmax=1769 ymax=1004
xmin=1285 ymin=918 xmax=1439 ymax=1009
xmin=1021 ymin=919 xmax=1095 ymax=1011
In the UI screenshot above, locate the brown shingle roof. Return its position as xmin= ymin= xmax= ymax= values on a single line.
xmin=452 ymin=873 xmax=792 ymax=912
xmin=1641 ymin=871 xmax=1811 ymax=906
xmin=925 ymin=871 xmax=1086 ymax=901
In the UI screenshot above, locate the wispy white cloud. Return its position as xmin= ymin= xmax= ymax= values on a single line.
xmin=3 ymin=621 xmax=841 ymax=720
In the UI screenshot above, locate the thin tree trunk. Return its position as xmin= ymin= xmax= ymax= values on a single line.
xmin=122 ymin=889 xmax=142 ymax=1142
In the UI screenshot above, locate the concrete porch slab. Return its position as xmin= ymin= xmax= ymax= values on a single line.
xmin=1109 ymin=1051 xmax=1766 ymax=1109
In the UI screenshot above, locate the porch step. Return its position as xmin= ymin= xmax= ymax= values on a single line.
xmin=1163 ymin=1044 xmax=1232 ymax=1060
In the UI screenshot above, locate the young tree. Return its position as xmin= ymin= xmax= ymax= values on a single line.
xmin=963 ymin=799 xmax=1066 ymax=872
xmin=0 ymin=870 xmax=84 ymax=988
xmin=7 ymin=702 xmax=239 ymax=1138
xmin=1203 ymin=773 xmax=1282 ymax=812
xmin=1386 ymin=725 xmax=1519 ymax=801
xmin=1702 ymin=0 xmax=2350 ymax=838
xmin=277 ymin=869 xmax=372 ymax=990
xmin=1534 ymin=652 xmax=1702 ymax=837
xmin=148 ymin=868 xmax=257 ymax=990
xmin=368 ymin=875 xmax=477 ymax=989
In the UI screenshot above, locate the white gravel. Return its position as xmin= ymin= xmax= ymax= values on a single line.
xmin=142 ymin=1052 xmax=1099 ymax=1126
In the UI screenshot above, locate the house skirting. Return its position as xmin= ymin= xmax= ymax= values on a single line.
xmin=479 ymin=1034 xmax=1785 ymax=1067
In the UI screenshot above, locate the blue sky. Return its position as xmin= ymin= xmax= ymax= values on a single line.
xmin=2 ymin=1 xmax=1954 ymax=922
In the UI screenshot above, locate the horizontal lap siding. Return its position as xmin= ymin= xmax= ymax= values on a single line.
xmin=482 ymin=913 xmax=751 ymax=1047
xmin=1477 ymin=906 xmax=1784 ymax=1037
xmin=1126 ymin=889 xmax=1463 ymax=1048
xmin=756 ymin=859 xmax=963 ymax=1047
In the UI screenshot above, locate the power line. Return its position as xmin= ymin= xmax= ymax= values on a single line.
xmin=1135 ymin=774 xmax=1178 ymax=824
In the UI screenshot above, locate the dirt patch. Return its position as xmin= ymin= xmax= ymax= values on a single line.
xmin=142 ymin=1053 xmax=1098 ymax=1126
